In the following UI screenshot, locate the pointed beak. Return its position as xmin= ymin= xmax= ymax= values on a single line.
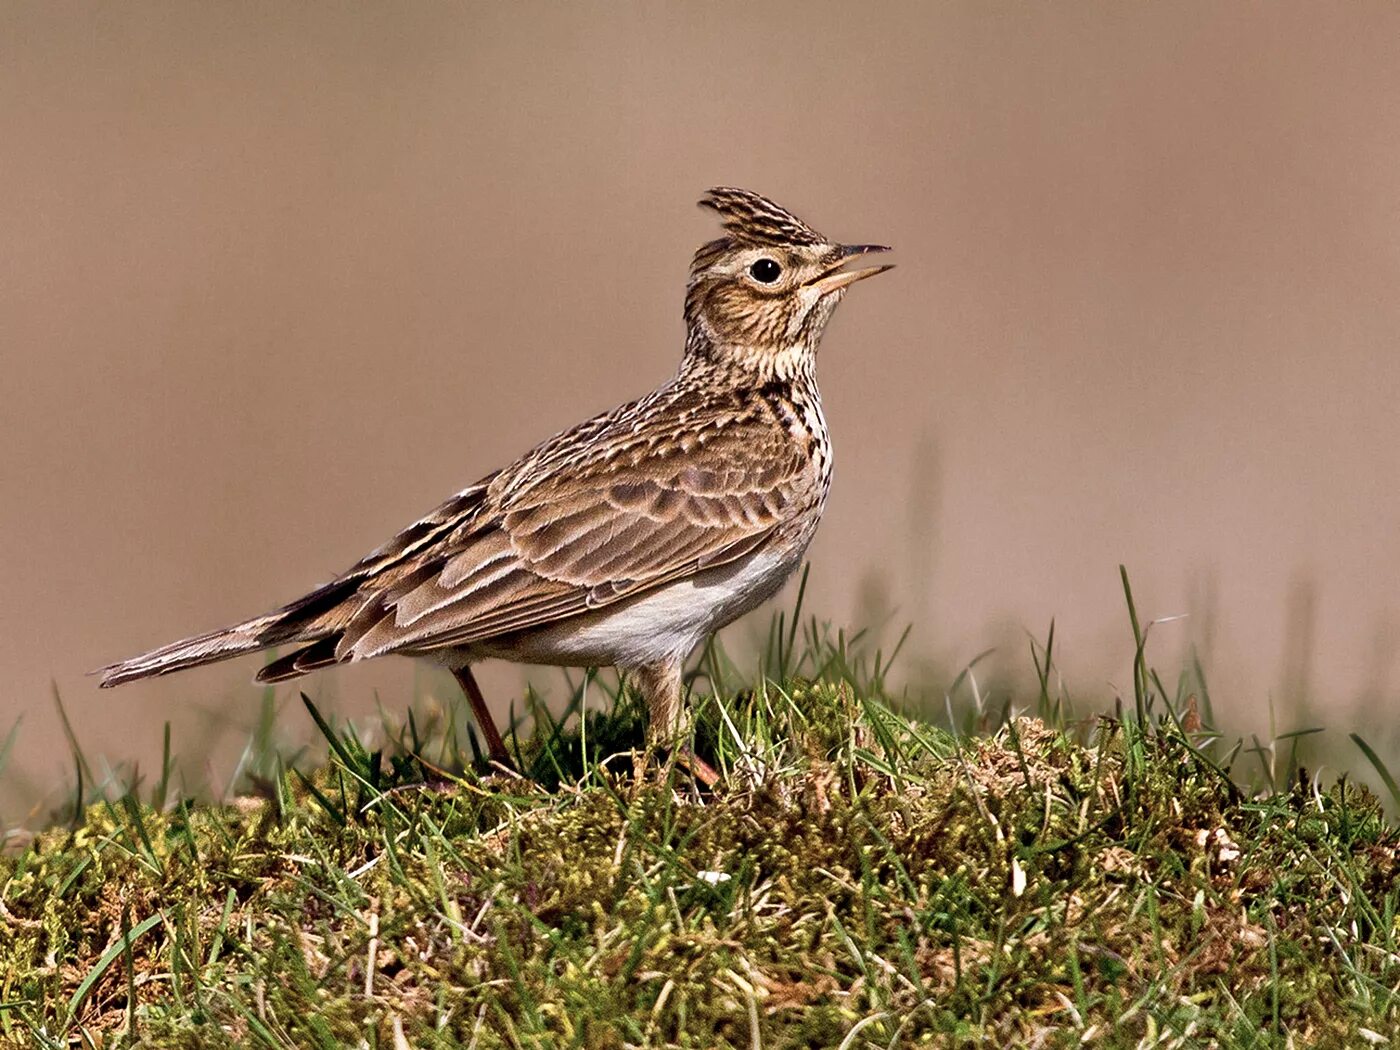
xmin=808 ymin=243 xmax=894 ymax=296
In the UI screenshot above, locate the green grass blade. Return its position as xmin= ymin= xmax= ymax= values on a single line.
xmin=65 ymin=911 xmax=163 ymax=1026
xmin=1351 ymin=733 xmax=1400 ymax=811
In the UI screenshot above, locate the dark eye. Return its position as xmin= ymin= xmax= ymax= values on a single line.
xmin=749 ymin=258 xmax=782 ymax=283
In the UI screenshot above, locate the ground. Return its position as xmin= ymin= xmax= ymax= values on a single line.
xmin=3 ymin=605 xmax=1400 ymax=1048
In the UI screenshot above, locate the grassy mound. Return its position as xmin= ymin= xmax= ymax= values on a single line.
xmin=3 ymin=666 xmax=1399 ymax=1048
xmin=5 ymin=570 xmax=1400 ymax=1048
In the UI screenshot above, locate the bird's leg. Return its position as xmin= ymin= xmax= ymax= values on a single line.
xmin=451 ymin=665 xmax=513 ymax=768
xmin=633 ymin=661 xmax=719 ymax=786
xmin=636 ymin=660 xmax=685 ymax=749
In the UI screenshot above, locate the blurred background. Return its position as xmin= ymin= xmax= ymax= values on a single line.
xmin=4 ymin=3 xmax=1400 ymax=819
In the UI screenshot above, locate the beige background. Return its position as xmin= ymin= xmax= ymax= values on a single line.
xmin=4 ymin=3 xmax=1400 ymax=817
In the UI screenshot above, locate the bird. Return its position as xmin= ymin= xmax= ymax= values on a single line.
xmin=96 ymin=188 xmax=892 ymax=776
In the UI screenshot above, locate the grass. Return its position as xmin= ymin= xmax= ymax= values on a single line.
xmin=2 ymin=569 xmax=1400 ymax=1048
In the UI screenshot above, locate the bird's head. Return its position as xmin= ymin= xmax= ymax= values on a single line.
xmin=683 ymin=187 xmax=892 ymax=378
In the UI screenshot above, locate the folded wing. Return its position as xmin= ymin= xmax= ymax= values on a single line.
xmin=330 ymin=392 xmax=814 ymax=664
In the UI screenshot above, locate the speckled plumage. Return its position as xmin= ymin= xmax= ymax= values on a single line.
xmin=98 ymin=188 xmax=892 ymax=765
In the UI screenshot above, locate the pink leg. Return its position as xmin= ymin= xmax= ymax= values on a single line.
xmin=452 ymin=665 xmax=512 ymax=767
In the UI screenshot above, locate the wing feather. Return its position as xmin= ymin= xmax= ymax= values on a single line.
xmin=332 ymin=385 xmax=817 ymax=662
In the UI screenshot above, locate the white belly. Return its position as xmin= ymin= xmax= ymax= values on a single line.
xmin=470 ymin=544 xmax=807 ymax=670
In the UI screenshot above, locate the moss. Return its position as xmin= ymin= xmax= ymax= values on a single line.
xmin=2 ymin=691 xmax=1399 ymax=1048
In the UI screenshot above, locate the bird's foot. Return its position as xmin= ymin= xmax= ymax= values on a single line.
xmin=675 ymin=746 xmax=720 ymax=787
xmin=645 ymin=743 xmax=720 ymax=789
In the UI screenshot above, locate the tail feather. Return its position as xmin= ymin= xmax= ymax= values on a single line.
xmin=94 ymin=613 xmax=306 ymax=688
xmin=94 ymin=481 xmax=493 ymax=690
xmin=95 ymin=574 xmax=367 ymax=688
xmin=254 ymin=637 xmax=341 ymax=684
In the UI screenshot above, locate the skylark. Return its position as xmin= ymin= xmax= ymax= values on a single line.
xmin=98 ymin=188 xmax=892 ymax=771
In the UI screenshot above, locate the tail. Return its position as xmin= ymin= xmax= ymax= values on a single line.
xmin=94 ymin=480 xmax=495 ymax=689
xmin=94 ymin=574 xmax=364 ymax=688
xmin=94 ymin=613 xmax=298 ymax=688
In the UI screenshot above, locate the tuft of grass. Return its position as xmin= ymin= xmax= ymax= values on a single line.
xmin=1 ymin=570 xmax=1399 ymax=1047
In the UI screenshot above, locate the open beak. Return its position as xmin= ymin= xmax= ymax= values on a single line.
xmin=808 ymin=243 xmax=894 ymax=296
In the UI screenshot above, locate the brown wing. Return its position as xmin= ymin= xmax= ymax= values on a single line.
xmin=335 ymin=389 xmax=815 ymax=662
